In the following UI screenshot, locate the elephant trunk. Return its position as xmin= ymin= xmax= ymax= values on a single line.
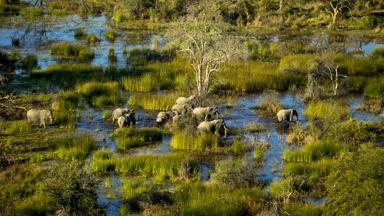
xmin=223 ymin=125 xmax=228 ymax=137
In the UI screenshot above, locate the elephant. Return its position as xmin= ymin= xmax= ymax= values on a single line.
xmin=192 ymin=107 xmax=220 ymax=123
xmin=112 ymin=108 xmax=130 ymax=124
xmin=27 ymin=109 xmax=54 ymax=128
xmin=276 ymin=109 xmax=299 ymax=123
xmin=176 ymin=95 xmax=198 ymax=108
xmin=171 ymin=103 xmax=193 ymax=116
xmin=156 ymin=111 xmax=173 ymax=125
xmin=117 ymin=111 xmax=136 ymax=128
xmin=197 ymin=119 xmax=228 ymax=137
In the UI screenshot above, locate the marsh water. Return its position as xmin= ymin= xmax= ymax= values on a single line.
xmin=2 ymin=14 xmax=384 ymax=215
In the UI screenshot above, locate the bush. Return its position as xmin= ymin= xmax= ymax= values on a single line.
xmin=104 ymin=29 xmax=117 ymax=42
xmin=44 ymin=162 xmax=102 ymax=215
xmin=210 ymin=159 xmax=256 ymax=190
xmin=86 ymin=33 xmax=100 ymax=45
xmin=364 ymin=76 xmax=384 ymax=98
xmin=20 ymin=54 xmax=38 ymax=71
xmin=170 ymin=132 xmax=220 ymax=151
xmin=324 ymin=148 xmax=384 ymax=216
xmin=74 ymin=28 xmax=87 ymax=39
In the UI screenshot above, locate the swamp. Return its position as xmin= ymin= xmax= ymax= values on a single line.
xmin=0 ymin=0 xmax=384 ymax=215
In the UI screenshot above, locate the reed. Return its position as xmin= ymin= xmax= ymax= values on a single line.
xmin=50 ymin=42 xmax=94 ymax=61
xmin=282 ymin=159 xmax=336 ymax=178
xmin=170 ymin=132 xmax=220 ymax=152
xmin=304 ymin=100 xmax=349 ymax=122
xmin=128 ymin=94 xmax=178 ymax=111
xmin=54 ymin=135 xmax=96 ymax=160
xmin=281 ymin=202 xmax=322 ymax=216
xmin=283 ymin=141 xmax=343 ymax=163
xmin=76 ymin=81 xmax=124 ymax=107
xmin=278 ymin=54 xmax=319 ymax=74
xmin=218 ymin=60 xmax=304 ymax=93
xmin=0 ymin=120 xmax=30 ymax=135
xmin=121 ymin=178 xmax=154 ymax=200
xmin=104 ymin=29 xmax=118 ymax=42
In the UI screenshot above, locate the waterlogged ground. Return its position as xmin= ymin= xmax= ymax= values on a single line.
xmin=1 ymin=15 xmax=384 ymax=215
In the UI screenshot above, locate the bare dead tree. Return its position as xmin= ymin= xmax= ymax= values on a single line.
xmin=323 ymin=61 xmax=347 ymax=96
xmin=323 ymin=0 xmax=354 ymax=28
xmin=168 ymin=0 xmax=244 ymax=96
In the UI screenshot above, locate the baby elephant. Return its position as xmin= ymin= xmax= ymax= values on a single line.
xmin=117 ymin=111 xmax=136 ymax=128
xmin=276 ymin=109 xmax=299 ymax=123
xmin=27 ymin=109 xmax=54 ymax=128
xmin=112 ymin=108 xmax=130 ymax=124
xmin=176 ymin=95 xmax=198 ymax=108
xmin=156 ymin=111 xmax=173 ymax=125
xmin=197 ymin=119 xmax=228 ymax=137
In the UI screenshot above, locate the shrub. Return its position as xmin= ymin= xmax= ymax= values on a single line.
xmin=210 ymin=159 xmax=256 ymax=189
xmin=86 ymin=33 xmax=100 ymax=45
xmin=128 ymin=94 xmax=178 ymax=111
xmin=20 ymin=54 xmax=38 ymax=71
xmin=170 ymin=132 xmax=220 ymax=151
xmin=44 ymin=162 xmax=102 ymax=215
xmin=104 ymin=29 xmax=117 ymax=42
xmin=74 ymin=28 xmax=87 ymax=39
xmin=278 ymin=54 xmax=319 ymax=74
xmin=324 ymin=148 xmax=384 ymax=216
xmin=286 ymin=124 xmax=313 ymax=145
xmin=364 ymin=76 xmax=384 ymax=98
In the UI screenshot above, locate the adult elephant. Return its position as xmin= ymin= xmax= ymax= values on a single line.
xmin=117 ymin=111 xmax=136 ymax=128
xmin=172 ymin=103 xmax=192 ymax=116
xmin=197 ymin=119 xmax=228 ymax=137
xmin=176 ymin=95 xmax=198 ymax=108
xmin=112 ymin=108 xmax=130 ymax=124
xmin=27 ymin=109 xmax=54 ymax=128
xmin=276 ymin=109 xmax=299 ymax=123
xmin=192 ymin=107 xmax=219 ymax=123
xmin=156 ymin=111 xmax=173 ymax=125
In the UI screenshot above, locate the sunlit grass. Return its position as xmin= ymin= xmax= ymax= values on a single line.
xmin=170 ymin=132 xmax=220 ymax=152
xmin=128 ymin=94 xmax=178 ymax=111
xmin=76 ymin=81 xmax=124 ymax=107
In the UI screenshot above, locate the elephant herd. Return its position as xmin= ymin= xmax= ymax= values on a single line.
xmin=25 ymin=96 xmax=299 ymax=135
xmin=156 ymin=95 xmax=228 ymax=137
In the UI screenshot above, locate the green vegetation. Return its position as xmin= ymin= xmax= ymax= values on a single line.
xmin=112 ymin=127 xmax=163 ymax=151
xmin=170 ymin=132 xmax=220 ymax=152
xmin=279 ymin=54 xmax=318 ymax=74
xmin=173 ymin=183 xmax=265 ymax=216
xmin=74 ymin=28 xmax=87 ymax=39
xmin=217 ymin=61 xmax=304 ymax=93
xmin=324 ymin=148 xmax=384 ymax=215
xmin=20 ymin=54 xmax=38 ymax=71
xmin=128 ymin=48 xmax=175 ymax=66
xmin=91 ymin=152 xmax=198 ymax=181
xmin=54 ymin=135 xmax=96 ymax=160
xmin=104 ymin=29 xmax=118 ymax=42
xmin=86 ymin=33 xmax=101 ymax=45
xmin=76 ymin=81 xmax=124 ymax=107
xmin=51 ymin=42 xmax=95 ymax=61
xmin=128 ymin=94 xmax=178 ymax=111
xmin=304 ymin=100 xmax=349 ymax=122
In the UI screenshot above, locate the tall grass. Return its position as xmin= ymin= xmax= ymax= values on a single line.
xmin=218 ymin=60 xmax=304 ymax=93
xmin=32 ymin=63 xmax=103 ymax=88
xmin=173 ymin=183 xmax=264 ymax=216
xmin=122 ymin=73 xmax=158 ymax=92
xmin=121 ymin=178 xmax=154 ymax=200
xmin=283 ymin=141 xmax=343 ymax=163
xmin=278 ymin=54 xmax=319 ymax=74
xmin=0 ymin=120 xmax=30 ymax=135
xmin=304 ymin=100 xmax=349 ymax=122
xmin=282 ymin=159 xmax=336 ymax=178
xmin=51 ymin=42 xmax=94 ymax=61
xmin=54 ymin=135 xmax=96 ymax=160
xmin=128 ymin=94 xmax=178 ymax=111
xmin=104 ymin=29 xmax=117 ymax=42
xmin=76 ymin=81 xmax=124 ymax=107
xmin=364 ymin=76 xmax=384 ymax=98
xmin=170 ymin=132 xmax=220 ymax=151
xmin=281 ymin=202 xmax=323 ymax=216
xmin=112 ymin=127 xmax=163 ymax=151
xmin=91 ymin=153 xmax=198 ymax=181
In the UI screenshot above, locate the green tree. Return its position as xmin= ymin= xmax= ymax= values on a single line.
xmin=324 ymin=148 xmax=384 ymax=216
